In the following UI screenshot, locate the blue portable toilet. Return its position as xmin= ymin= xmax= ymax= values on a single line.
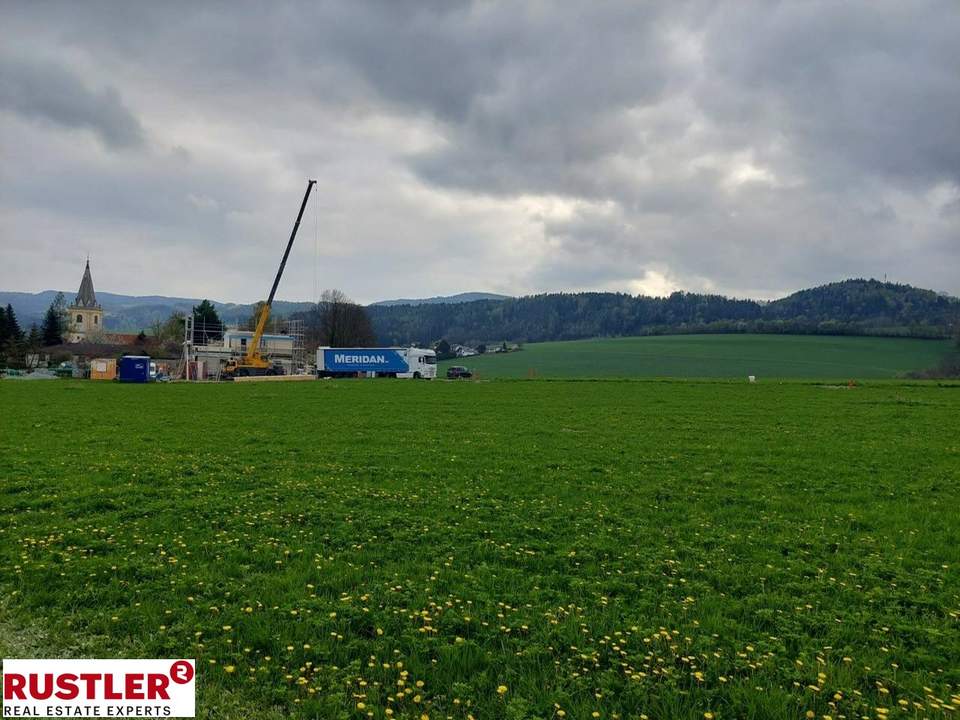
xmin=118 ymin=355 xmax=151 ymax=383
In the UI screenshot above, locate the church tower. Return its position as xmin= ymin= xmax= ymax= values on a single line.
xmin=67 ymin=259 xmax=104 ymax=343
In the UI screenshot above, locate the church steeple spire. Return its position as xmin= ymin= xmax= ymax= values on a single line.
xmin=75 ymin=257 xmax=99 ymax=309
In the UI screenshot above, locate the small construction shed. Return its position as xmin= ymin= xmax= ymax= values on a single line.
xmin=90 ymin=358 xmax=117 ymax=380
xmin=118 ymin=355 xmax=150 ymax=383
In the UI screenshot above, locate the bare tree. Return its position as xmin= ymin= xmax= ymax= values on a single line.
xmin=155 ymin=311 xmax=186 ymax=356
xmin=308 ymin=289 xmax=376 ymax=348
xmin=243 ymin=301 xmax=270 ymax=332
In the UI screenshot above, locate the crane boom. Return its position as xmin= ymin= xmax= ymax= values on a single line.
xmin=244 ymin=179 xmax=317 ymax=365
xmin=225 ymin=179 xmax=315 ymax=377
xmin=266 ymin=179 xmax=317 ymax=310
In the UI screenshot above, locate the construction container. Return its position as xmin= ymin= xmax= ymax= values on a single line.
xmin=118 ymin=355 xmax=151 ymax=383
xmin=90 ymin=358 xmax=117 ymax=381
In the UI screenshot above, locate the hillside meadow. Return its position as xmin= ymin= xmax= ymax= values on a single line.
xmin=438 ymin=334 xmax=953 ymax=380
xmin=1 ymin=379 xmax=958 ymax=719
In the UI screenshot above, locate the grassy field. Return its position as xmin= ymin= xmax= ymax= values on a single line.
xmin=1 ymin=379 xmax=959 ymax=719
xmin=439 ymin=334 xmax=953 ymax=379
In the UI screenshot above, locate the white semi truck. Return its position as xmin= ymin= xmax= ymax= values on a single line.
xmin=315 ymin=347 xmax=437 ymax=379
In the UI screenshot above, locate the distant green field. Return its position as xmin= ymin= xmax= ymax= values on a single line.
xmin=1 ymin=379 xmax=959 ymax=719
xmin=440 ymin=334 xmax=952 ymax=379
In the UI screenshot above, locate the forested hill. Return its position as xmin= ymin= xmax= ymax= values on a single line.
xmin=765 ymin=280 xmax=956 ymax=323
xmin=368 ymin=279 xmax=960 ymax=346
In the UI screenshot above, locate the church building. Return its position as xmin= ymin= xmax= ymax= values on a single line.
xmin=67 ymin=259 xmax=104 ymax=343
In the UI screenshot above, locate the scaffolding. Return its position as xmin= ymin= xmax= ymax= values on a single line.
xmin=182 ymin=314 xmax=305 ymax=380
xmin=182 ymin=315 xmax=227 ymax=380
xmin=277 ymin=318 xmax=306 ymax=373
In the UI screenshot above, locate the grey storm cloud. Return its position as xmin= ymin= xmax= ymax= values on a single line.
xmin=0 ymin=0 xmax=958 ymax=303
xmin=0 ymin=53 xmax=144 ymax=149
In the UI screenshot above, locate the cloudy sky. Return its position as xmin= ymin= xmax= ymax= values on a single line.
xmin=1 ymin=1 xmax=958 ymax=304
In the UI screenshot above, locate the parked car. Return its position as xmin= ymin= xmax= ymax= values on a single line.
xmin=54 ymin=363 xmax=74 ymax=379
xmin=447 ymin=365 xmax=473 ymax=379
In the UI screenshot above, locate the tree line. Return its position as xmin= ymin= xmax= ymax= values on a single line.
xmin=0 ymin=293 xmax=71 ymax=368
xmin=368 ymin=279 xmax=960 ymax=347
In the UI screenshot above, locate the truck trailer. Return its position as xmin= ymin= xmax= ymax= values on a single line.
xmin=316 ymin=347 xmax=437 ymax=379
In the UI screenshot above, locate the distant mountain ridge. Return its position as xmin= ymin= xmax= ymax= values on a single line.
xmin=3 ymin=280 xmax=957 ymax=343
xmin=0 ymin=290 xmax=314 ymax=331
xmin=372 ymin=292 xmax=511 ymax=307
xmin=0 ymin=288 xmax=508 ymax=331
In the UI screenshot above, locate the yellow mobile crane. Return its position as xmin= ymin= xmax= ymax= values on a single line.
xmin=223 ymin=179 xmax=316 ymax=378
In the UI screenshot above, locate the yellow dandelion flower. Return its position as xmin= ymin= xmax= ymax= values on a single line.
xmin=497 ymin=685 xmax=508 ymax=695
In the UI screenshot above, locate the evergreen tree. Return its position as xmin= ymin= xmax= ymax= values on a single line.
xmin=0 ymin=306 xmax=7 ymax=348
xmin=41 ymin=293 xmax=67 ymax=346
xmin=5 ymin=304 xmax=23 ymax=342
xmin=2 ymin=305 xmax=26 ymax=369
xmin=435 ymin=339 xmax=452 ymax=360
xmin=192 ymin=299 xmax=223 ymax=343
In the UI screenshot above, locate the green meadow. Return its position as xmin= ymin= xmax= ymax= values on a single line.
xmin=1 ymin=379 xmax=959 ymax=719
xmin=439 ymin=334 xmax=952 ymax=379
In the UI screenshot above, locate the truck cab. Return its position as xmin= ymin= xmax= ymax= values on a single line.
xmin=399 ymin=348 xmax=437 ymax=379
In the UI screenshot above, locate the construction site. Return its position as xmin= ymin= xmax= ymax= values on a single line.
xmin=182 ymin=315 xmax=307 ymax=381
